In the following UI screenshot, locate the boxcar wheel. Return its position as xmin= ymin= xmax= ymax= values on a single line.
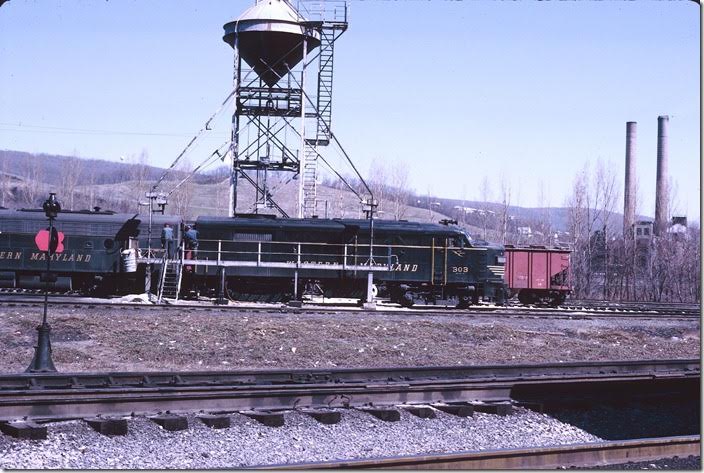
xmin=518 ymin=290 xmax=534 ymax=305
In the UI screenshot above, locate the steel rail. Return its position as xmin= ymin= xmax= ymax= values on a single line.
xmin=0 ymin=295 xmax=698 ymax=320
xmin=0 ymin=288 xmax=699 ymax=315
xmin=0 ymin=359 xmax=698 ymax=422
xmin=266 ymin=435 xmax=701 ymax=469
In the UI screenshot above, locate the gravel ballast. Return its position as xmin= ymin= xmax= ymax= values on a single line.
xmin=0 ymin=407 xmax=604 ymax=469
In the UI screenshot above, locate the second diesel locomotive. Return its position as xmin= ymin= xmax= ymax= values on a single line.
xmin=191 ymin=215 xmax=507 ymax=306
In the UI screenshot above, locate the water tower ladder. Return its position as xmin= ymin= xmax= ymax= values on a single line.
xmin=316 ymin=28 xmax=335 ymax=141
xmin=302 ymin=143 xmax=318 ymax=217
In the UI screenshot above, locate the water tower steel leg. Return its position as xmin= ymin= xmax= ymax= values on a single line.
xmin=298 ymin=38 xmax=308 ymax=218
xmin=229 ymin=40 xmax=241 ymax=218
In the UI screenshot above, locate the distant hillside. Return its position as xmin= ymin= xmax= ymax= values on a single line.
xmin=0 ymin=149 xmax=651 ymax=242
xmin=0 ymin=149 xmax=455 ymax=226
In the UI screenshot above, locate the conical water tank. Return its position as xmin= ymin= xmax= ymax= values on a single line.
xmin=223 ymin=0 xmax=320 ymax=87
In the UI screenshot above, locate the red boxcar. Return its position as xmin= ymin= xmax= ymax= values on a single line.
xmin=504 ymin=245 xmax=571 ymax=306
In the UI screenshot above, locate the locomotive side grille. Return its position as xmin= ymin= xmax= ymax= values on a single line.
xmin=233 ymin=233 xmax=273 ymax=241
xmin=0 ymin=219 xmax=124 ymax=236
xmin=57 ymin=222 xmax=125 ymax=236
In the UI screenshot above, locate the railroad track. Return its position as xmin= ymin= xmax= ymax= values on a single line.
xmin=562 ymin=299 xmax=701 ymax=315
xmin=0 ymin=294 xmax=699 ymax=320
xmin=270 ymin=435 xmax=700 ymax=469
xmin=0 ymin=359 xmax=698 ymax=423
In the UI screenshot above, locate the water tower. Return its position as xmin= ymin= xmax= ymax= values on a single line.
xmin=223 ymin=0 xmax=348 ymax=218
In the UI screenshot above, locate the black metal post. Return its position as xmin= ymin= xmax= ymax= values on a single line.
xmin=215 ymin=266 xmax=227 ymax=305
xmin=26 ymin=193 xmax=61 ymax=373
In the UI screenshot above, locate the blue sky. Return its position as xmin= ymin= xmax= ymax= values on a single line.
xmin=0 ymin=1 xmax=699 ymax=219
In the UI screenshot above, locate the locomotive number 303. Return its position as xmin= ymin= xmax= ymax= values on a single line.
xmin=451 ymin=266 xmax=470 ymax=273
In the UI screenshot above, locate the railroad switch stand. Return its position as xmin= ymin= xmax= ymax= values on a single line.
xmin=26 ymin=193 xmax=61 ymax=373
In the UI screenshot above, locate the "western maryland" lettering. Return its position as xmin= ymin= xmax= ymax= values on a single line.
xmin=0 ymin=251 xmax=92 ymax=262
xmin=26 ymin=252 xmax=92 ymax=262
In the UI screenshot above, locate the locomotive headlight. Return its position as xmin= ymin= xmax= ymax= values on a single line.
xmin=496 ymin=256 xmax=506 ymax=264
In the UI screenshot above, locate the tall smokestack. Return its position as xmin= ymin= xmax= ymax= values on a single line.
xmin=623 ymin=121 xmax=637 ymax=237
xmin=654 ymin=115 xmax=669 ymax=236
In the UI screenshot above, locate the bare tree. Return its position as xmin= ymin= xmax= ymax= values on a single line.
xmin=130 ymin=149 xmax=152 ymax=206
xmin=387 ymin=160 xmax=410 ymax=220
xmin=478 ymin=176 xmax=492 ymax=241
xmin=23 ymin=156 xmax=44 ymax=207
xmin=84 ymin=163 xmax=97 ymax=210
xmin=591 ymin=159 xmax=620 ymax=299
xmin=498 ymin=175 xmax=512 ymax=245
xmin=565 ymin=165 xmax=590 ymax=298
xmin=169 ymin=160 xmax=196 ymax=220
xmin=59 ymin=153 xmax=83 ymax=210
xmin=367 ymin=160 xmax=387 ymax=218
xmin=535 ymin=180 xmax=553 ymax=245
xmin=0 ymin=158 xmax=9 ymax=207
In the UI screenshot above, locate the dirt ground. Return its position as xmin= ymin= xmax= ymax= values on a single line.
xmin=0 ymin=304 xmax=699 ymax=373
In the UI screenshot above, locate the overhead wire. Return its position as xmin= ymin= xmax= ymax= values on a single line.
xmin=0 ymin=122 xmax=225 ymax=138
xmin=165 ymin=140 xmax=232 ymax=197
xmin=150 ymin=87 xmax=237 ymax=194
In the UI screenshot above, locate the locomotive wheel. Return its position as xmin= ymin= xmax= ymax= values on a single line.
xmin=399 ymin=291 xmax=415 ymax=308
xmin=456 ymin=295 xmax=471 ymax=309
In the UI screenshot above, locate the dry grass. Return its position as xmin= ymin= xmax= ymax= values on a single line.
xmin=1 ymin=305 xmax=698 ymax=373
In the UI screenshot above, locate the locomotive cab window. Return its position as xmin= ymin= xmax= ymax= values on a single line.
xmin=449 ymin=237 xmax=464 ymax=248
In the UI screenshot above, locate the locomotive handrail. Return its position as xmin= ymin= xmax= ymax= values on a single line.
xmin=192 ymin=249 xmax=394 ymax=266
xmin=137 ymin=238 xmax=485 ymax=275
xmin=136 ymin=238 xmax=478 ymax=272
xmin=148 ymin=238 xmax=398 ymax=271
xmin=194 ymin=238 xmax=485 ymax=251
xmin=137 ymin=247 xmax=168 ymax=259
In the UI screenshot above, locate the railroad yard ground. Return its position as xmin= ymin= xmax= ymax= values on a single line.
xmin=0 ymin=300 xmax=700 ymax=469
xmin=0 ymin=300 xmax=699 ymax=372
